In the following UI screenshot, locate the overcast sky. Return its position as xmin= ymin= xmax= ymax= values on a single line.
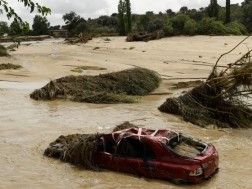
xmin=1 ymin=0 xmax=244 ymax=26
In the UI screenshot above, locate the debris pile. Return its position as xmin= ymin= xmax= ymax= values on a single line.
xmin=30 ymin=68 xmax=160 ymax=103
xmin=126 ymin=31 xmax=164 ymax=42
xmin=44 ymin=133 xmax=103 ymax=170
xmin=44 ymin=122 xmax=139 ymax=170
xmin=65 ymin=33 xmax=93 ymax=44
xmin=0 ymin=45 xmax=9 ymax=56
xmin=159 ymin=49 xmax=252 ymax=128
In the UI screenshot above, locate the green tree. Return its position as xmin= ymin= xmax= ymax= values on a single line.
xmin=118 ymin=0 xmax=126 ymax=35
xmin=32 ymin=15 xmax=50 ymax=35
xmin=226 ymin=0 xmax=231 ymax=23
xmin=180 ymin=6 xmax=188 ymax=14
xmin=0 ymin=21 xmax=9 ymax=36
xmin=9 ymin=20 xmax=23 ymax=36
xmin=147 ymin=19 xmax=164 ymax=32
xmin=208 ymin=0 xmax=219 ymax=19
xmin=125 ymin=0 xmax=132 ymax=33
xmin=62 ymin=11 xmax=87 ymax=35
xmin=184 ymin=19 xmax=198 ymax=35
xmin=242 ymin=0 xmax=252 ymax=32
xmin=166 ymin=9 xmax=175 ymax=17
xmin=0 ymin=0 xmax=50 ymax=30
xmin=171 ymin=14 xmax=190 ymax=35
xmin=136 ymin=14 xmax=150 ymax=31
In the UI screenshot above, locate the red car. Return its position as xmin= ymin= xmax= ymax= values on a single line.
xmin=94 ymin=127 xmax=219 ymax=184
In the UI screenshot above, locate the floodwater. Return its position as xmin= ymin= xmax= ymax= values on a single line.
xmin=1 ymin=83 xmax=252 ymax=189
xmin=1 ymin=37 xmax=252 ymax=188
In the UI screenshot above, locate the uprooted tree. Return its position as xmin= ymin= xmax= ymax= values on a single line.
xmin=159 ymin=37 xmax=252 ymax=128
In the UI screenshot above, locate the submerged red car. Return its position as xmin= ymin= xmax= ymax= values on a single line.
xmin=45 ymin=127 xmax=219 ymax=184
xmin=94 ymin=127 xmax=219 ymax=184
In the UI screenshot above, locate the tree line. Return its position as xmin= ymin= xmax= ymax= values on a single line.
xmin=0 ymin=0 xmax=252 ymax=37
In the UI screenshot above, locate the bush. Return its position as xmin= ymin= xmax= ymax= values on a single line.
xmin=171 ymin=14 xmax=190 ymax=35
xmin=184 ymin=19 xmax=198 ymax=35
xmin=163 ymin=21 xmax=174 ymax=36
xmin=147 ymin=19 xmax=164 ymax=33
xmin=30 ymin=68 xmax=161 ymax=103
xmin=225 ymin=22 xmax=248 ymax=35
xmin=0 ymin=45 xmax=9 ymax=57
xmin=198 ymin=17 xmax=227 ymax=35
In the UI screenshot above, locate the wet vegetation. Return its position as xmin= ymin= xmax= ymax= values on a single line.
xmin=44 ymin=122 xmax=138 ymax=170
xmin=30 ymin=68 xmax=160 ymax=103
xmin=0 ymin=45 xmax=9 ymax=56
xmin=0 ymin=63 xmax=22 ymax=70
xmin=70 ymin=66 xmax=106 ymax=73
xmin=159 ymin=48 xmax=252 ymax=128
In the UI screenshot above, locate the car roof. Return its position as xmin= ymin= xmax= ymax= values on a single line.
xmin=109 ymin=127 xmax=180 ymax=144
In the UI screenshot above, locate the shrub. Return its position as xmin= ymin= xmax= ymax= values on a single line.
xmin=184 ymin=19 xmax=198 ymax=35
xmin=225 ymin=22 xmax=248 ymax=35
xmin=198 ymin=17 xmax=227 ymax=35
xmin=0 ymin=45 xmax=9 ymax=57
xmin=147 ymin=19 xmax=164 ymax=33
xmin=171 ymin=14 xmax=190 ymax=35
xmin=163 ymin=21 xmax=174 ymax=36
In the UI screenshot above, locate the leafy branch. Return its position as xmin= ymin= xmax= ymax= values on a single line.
xmin=0 ymin=0 xmax=51 ymax=29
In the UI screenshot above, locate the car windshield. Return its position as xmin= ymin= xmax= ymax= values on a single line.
xmin=166 ymin=134 xmax=208 ymax=158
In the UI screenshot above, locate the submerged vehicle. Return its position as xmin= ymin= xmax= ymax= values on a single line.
xmin=96 ymin=127 xmax=219 ymax=184
xmin=45 ymin=127 xmax=219 ymax=184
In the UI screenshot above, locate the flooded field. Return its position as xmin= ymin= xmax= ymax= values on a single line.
xmin=0 ymin=36 xmax=252 ymax=188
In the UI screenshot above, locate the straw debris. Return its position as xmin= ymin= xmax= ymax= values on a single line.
xmin=159 ymin=46 xmax=252 ymax=128
xmin=0 ymin=45 xmax=9 ymax=56
xmin=44 ymin=133 xmax=103 ymax=170
xmin=44 ymin=122 xmax=139 ymax=170
xmin=30 ymin=68 xmax=160 ymax=103
xmin=0 ymin=63 xmax=22 ymax=70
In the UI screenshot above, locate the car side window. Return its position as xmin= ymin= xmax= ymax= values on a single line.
xmin=119 ymin=138 xmax=156 ymax=160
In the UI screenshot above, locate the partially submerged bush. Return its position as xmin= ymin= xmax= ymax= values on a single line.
xmin=30 ymin=68 xmax=160 ymax=103
xmin=0 ymin=44 xmax=9 ymax=56
xmin=0 ymin=63 xmax=22 ymax=70
xmin=44 ymin=122 xmax=139 ymax=170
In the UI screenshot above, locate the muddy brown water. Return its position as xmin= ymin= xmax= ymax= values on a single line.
xmin=1 ymin=37 xmax=252 ymax=188
xmin=0 ymin=82 xmax=252 ymax=189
